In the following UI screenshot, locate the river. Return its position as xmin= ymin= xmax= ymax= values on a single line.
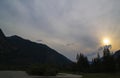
xmin=0 ymin=71 xmax=82 ymax=78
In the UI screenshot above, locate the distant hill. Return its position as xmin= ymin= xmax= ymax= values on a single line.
xmin=113 ymin=50 xmax=120 ymax=58
xmin=0 ymin=28 xmax=72 ymax=67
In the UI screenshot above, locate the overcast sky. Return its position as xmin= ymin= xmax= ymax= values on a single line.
xmin=1 ymin=0 xmax=120 ymax=61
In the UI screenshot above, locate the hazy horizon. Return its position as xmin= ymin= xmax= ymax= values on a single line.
xmin=1 ymin=0 xmax=120 ymax=61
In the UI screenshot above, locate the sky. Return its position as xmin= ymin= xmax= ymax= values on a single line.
xmin=1 ymin=0 xmax=120 ymax=61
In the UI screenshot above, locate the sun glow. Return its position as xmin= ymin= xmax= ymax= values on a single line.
xmin=103 ymin=38 xmax=110 ymax=45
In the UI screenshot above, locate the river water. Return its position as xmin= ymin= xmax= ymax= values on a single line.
xmin=0 ymin=71 xmax=82 ymax=78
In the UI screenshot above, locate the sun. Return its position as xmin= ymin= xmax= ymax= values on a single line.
xmin=103 ymin=38 xmax=110 ymax=45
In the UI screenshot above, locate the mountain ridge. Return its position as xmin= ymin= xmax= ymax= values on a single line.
xmin=0 ymin=28 xmax=72 ymax=67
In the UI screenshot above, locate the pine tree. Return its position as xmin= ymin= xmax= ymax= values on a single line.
xmin=91 ymin=53 xmax=102 ymax=72
xmin=102 ymin=45 xmax=115 ymax=72
xmin=76 ymin=53 xmax=89 ymax=73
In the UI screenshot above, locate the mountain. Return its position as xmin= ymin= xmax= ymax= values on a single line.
xmin=0 ymin=29 xmax=16 ymax=54
xmin=0 ymin=29 xmax=72 ymax=67
xmin=113 ymin=50 xmax=120 ymax=58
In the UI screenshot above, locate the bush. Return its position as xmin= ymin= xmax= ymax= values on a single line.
xmin=27 ymin=64 xmax=58 ymax=76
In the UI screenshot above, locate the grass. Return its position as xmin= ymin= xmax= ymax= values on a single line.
xmin=82 ymin=73 xmax=120 ymax=78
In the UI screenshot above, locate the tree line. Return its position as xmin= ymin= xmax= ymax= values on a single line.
xmin=73 ymin=45 xmax=120 ymax=73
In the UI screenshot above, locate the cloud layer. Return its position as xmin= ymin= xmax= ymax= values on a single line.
xmin=1 ymin=0 xmax=120 ymax=61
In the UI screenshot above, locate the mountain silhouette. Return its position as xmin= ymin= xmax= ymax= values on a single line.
xmin=0 ymin=29 xmax=16 ymax=54
xmin=0 ymin=28 xmax=72 ymax=66
xmin=113 ymin=50 xmax=120 ymax=58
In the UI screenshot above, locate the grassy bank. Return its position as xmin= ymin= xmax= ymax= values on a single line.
xmin=82 ymin=73 xmax=120 ymax=78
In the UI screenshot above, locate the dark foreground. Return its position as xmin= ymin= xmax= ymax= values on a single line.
xmin=1 ymin=71 xmax=120 ymax=78
xmin=82 ymin=73 xmax=120 ymax=78
xmin=0 ymin=71 xmax=82 ymax=78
